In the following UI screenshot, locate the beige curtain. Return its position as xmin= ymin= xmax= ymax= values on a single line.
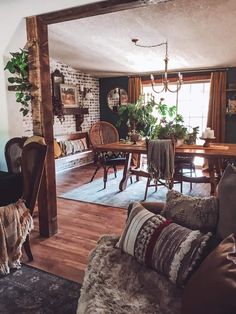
xmin=207 ymin=71 xmax=226 ymax=143
xmin=128 ymin=77 xmax=142 ymax=103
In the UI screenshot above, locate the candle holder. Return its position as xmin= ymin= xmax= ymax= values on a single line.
xmin=199 ymin=137 xmax=216 ymax=147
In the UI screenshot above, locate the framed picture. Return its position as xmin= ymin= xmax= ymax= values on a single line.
xmin=60 ymin=84 xmax=78 ymax=107
xmin=229 ymin=99 xmax=236 ymax=113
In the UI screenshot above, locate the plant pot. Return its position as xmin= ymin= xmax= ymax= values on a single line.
xmin=130 ymin=133 xmax=141 ymax=143
xmin=176 ymin=138 xmax=184 ymax=147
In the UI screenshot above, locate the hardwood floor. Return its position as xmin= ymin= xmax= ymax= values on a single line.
xmin=22 ymin=164 xmax=126 ymax=283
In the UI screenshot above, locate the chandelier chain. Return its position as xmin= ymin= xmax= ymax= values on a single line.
xmin=131 ymin=38 xmax=182 ymax=93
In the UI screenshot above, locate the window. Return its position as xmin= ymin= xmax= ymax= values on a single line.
xmin=143 ymin=80 xmax=211 ymax=166
xmin=143 ymin=81 xmax=210 ymax=144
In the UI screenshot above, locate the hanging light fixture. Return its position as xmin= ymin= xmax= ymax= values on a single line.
xmin=132 ymin=38 xmax=183 ymax=93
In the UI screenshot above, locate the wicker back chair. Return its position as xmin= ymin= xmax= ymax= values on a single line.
xmin=89 ymin=121 xmax=126 ymax=189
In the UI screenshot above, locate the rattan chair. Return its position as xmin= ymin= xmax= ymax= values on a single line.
xmin=89 ymin=121 xmax=126 ymax=189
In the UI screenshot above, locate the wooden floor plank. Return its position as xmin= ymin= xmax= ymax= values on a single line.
xmin=22 ymin=164 xmax=126 ymax=283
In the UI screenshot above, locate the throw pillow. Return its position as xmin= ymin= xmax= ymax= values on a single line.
xmin=53 ymin=139 xmax=62 ymax=159
xmin=116 ymin=202 xmax=212 ymax=287
xmin=59 ymin=140 xmax=73 ymax=156
xmin=80 ymin=137 xmax=88 ymax=150
xmin=217 ymin=164 xmax=236 ymax=239
xmin=162 ymin=189 xmax=218 ymax=232
xmin=69 ymin=139 xmax=84 ymax=154
xmin=182 ymin=233 xmax=236 ymax=314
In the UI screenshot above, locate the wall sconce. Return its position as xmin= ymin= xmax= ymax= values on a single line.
xmin=79 ymin=85 xmax=93 ymax=100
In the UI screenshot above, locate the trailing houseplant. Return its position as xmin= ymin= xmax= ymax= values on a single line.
xmin=4 ymin=49 xmax=33 ymax=116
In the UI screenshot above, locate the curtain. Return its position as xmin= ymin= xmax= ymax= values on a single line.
xmin=207 ymin=71 xmax=226 ymax=143
xmin=128 ymin=77 xmax=142 ymax=103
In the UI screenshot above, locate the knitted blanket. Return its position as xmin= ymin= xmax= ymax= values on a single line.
xmin=147 ymin=139 xmax=174 ymax=180
xmin=0 ymin=200 xmax=33 ymax=275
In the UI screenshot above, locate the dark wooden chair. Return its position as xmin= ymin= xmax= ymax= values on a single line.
xmin=21 ymin=142 xmax=47 ymax=261
xmin=89 ymin=121 xmax=126 ymax=189
xmin=0 ymin=137 xmax=28 ymax=207
xmin=174 ymin=156 xmax=196 ymax=192
xmin=5 ymin=137 xmax=27 ymax=174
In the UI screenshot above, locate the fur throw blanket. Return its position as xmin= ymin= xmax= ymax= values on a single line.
xmin=0 ymin=199 xmax=33 ymax=275
xmin=77 ymin=235 xmax=182 ymax=314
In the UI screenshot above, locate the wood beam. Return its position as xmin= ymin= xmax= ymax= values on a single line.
xmin=25 ymin=0 xmax=152 ymax=239
xmin=26 ymin=16 xmax=58 ymax=237
xmin=38 ymin=0 xmax=148 ymax=25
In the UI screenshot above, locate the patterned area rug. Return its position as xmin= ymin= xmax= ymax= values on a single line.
xmin=59 ymin=171 xmax=210 ymax=208
xmin=0 ymin=264 xmax=80 ymax=314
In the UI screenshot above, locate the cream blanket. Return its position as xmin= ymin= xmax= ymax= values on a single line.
xmin=0 ymin=199 xmax=33 ymax=275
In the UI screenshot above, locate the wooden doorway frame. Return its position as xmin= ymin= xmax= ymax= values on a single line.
xmin=26 ymin=0 xmax=149 ymax=237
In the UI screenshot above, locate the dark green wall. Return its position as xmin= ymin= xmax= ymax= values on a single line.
xmin=99 ymin=76 xmax=128 ymax=139
xmin=226 ymin=67 xmax=236 ymax=143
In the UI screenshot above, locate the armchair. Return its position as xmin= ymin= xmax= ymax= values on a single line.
xmin=0 ymin=140 xmax=47 ymax=274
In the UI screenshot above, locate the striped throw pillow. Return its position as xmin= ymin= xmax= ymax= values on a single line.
xmin=116 ymin=202 xmax=212 ymax=287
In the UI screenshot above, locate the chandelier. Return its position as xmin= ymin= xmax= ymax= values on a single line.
xmin=132 ymin=38 xmax=183 ymax=93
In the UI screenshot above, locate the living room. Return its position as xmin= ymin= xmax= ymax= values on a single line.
xmin=1 ymin=0 xmax=236 ymax=313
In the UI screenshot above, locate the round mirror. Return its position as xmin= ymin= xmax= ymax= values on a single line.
xmin=107 ymin=87 xmax=128 ymax=113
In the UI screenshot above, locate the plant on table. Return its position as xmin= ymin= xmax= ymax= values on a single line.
xmin=152 ymin=99 xmax=188 ymax=141
xmin=116 ymin=97 xmax=157 ymax=138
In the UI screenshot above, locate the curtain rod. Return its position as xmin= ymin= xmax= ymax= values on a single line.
xmin=137 ymin=67 xmax=228 ymax=79
xmin=176 ymin=67 xmax=228 ymax=74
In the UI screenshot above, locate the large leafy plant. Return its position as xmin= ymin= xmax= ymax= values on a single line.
xmin=152 ymin=100 xmax=187 ymax=140
xmin=4 ymin=49 xmax=33 ymax=116
xmin=116 ymin=97 xmax=157 ymax=137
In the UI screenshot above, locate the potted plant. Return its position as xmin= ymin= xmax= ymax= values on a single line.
xmin=152 ymin=99 xmax=188 ymax=143
xmin=184 ymin=126 xmax=199 ymax=145
xmin=116 ymin=97 xmax=157 ymax=138
xmin=4 ymin=49 xmax=33 ymax=116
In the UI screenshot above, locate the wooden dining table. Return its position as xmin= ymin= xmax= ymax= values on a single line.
xmin=95 ymin=141 xmax=236 ymax=195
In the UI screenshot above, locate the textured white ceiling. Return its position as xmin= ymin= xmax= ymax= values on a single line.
xmin=48 ymin=0 xmax=236 ymax=77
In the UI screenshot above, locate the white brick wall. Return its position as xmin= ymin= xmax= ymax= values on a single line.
xmin=22 ymin=58 xmax=100 ymax=136
xmin=51 ymin=59 xmax=100 ymax=135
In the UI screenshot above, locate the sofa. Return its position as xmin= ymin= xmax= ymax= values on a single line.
xmin=77 ymin=164 xmax=236 ymax=314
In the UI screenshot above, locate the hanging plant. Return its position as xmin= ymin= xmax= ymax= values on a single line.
xmin=4 ymin=49 xmax=33 ymax=116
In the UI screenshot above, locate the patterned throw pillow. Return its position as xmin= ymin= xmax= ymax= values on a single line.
xmin=59 ymin=140 xmax=72 ymax=156
xmin=59 ymin=139 xmax=85 ymax=156
xmin=116 ymin=202 xmax=212 ymax=287
xmin=79 ymin=137 xmax=88 ymax=150
xmin=162 ymin=190 xmax=218 ymax=232
xmin=70 ymin=139 xmax=84 ymax=154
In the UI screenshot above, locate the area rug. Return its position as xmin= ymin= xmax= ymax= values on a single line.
xmin=59 ymin=171 xmax=210 ymax=208
xmin=0 ymin=264 xmax=80 ymax=314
